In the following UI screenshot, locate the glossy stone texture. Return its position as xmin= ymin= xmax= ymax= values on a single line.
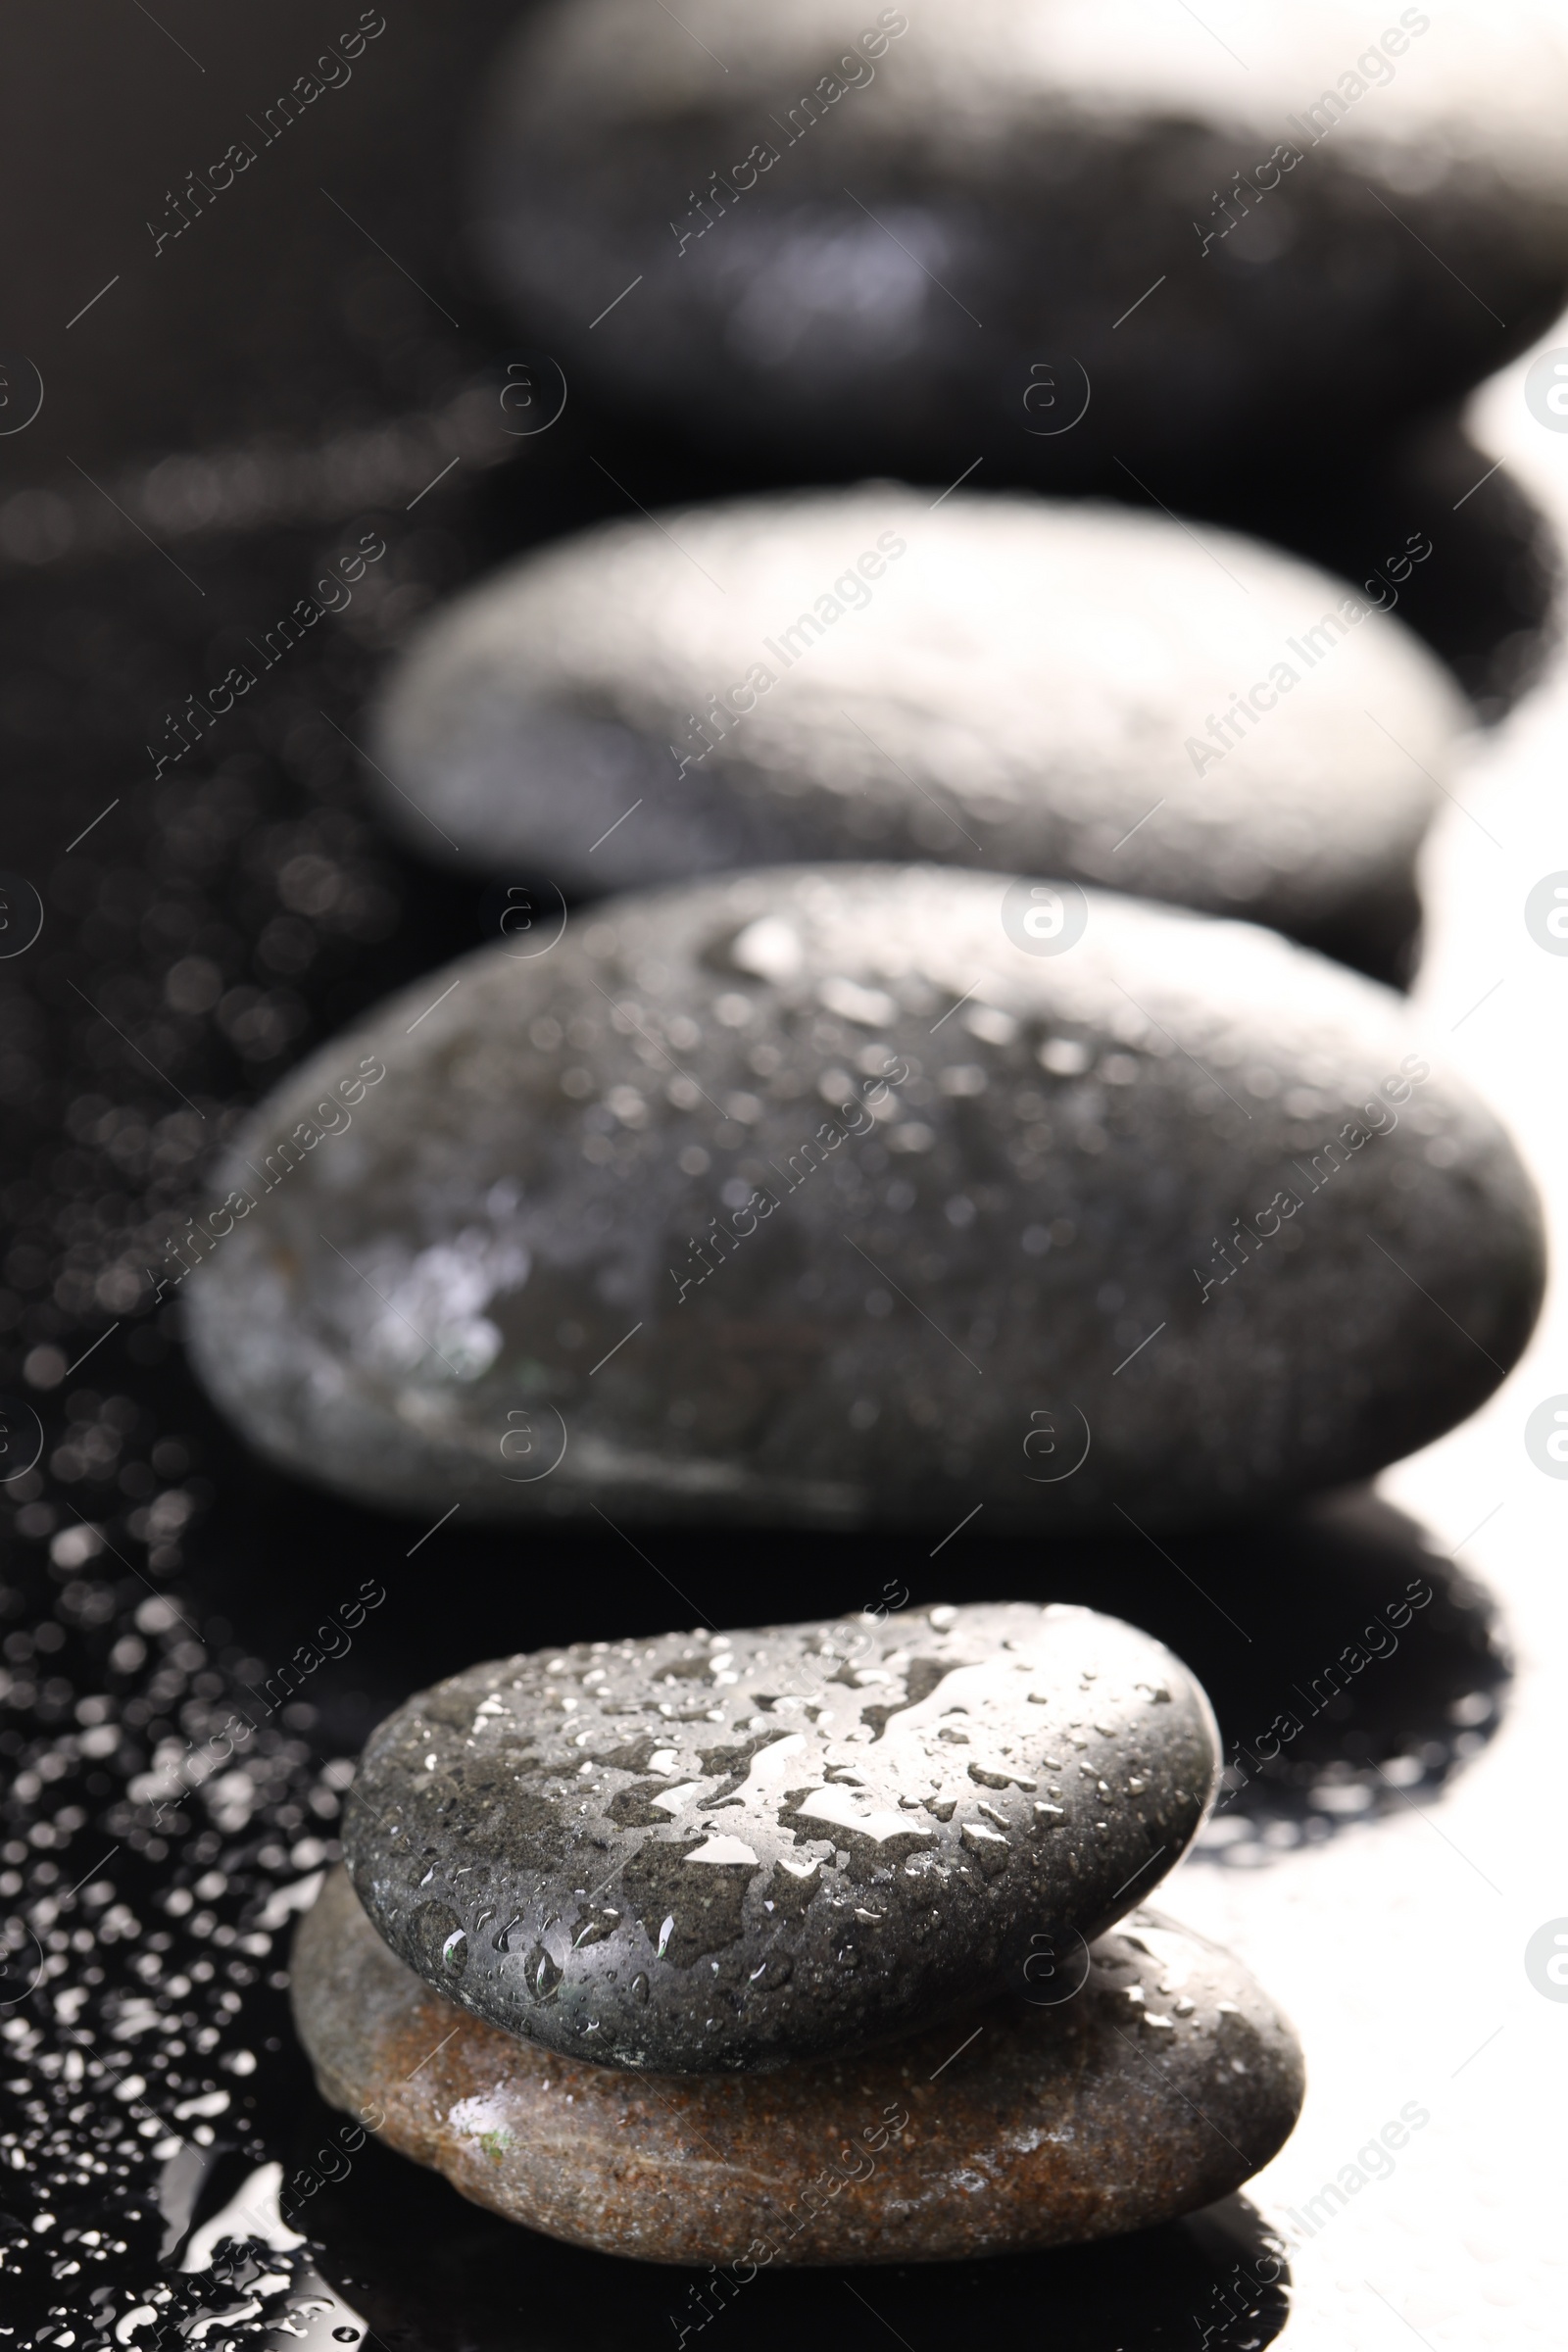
xmin=370 ymin=488 xmax=1462 ymax=974
xmin=341 ymin=1601 xmax=1219 ymax=2072
xmin=183 ymin=867 xmax=1545 ymax=1532
xmin=295 ymin=1868 xmax=1303 ymax=2263
xmin=472 ymin=0 xmax=1568 ymax=486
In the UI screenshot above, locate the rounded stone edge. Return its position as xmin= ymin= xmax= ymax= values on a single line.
xmin=366 ymin=487 xmax=1462 ymax=944
xmin=339 ymin=1606 xmax=1223 ymax=2073
xmin=292 ymin=1865 xmax=1303 ymax=2266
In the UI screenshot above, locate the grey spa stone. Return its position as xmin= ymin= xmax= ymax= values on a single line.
xmin=181 ymin=865 xmax=1544 ymax=1531
xmin=339 ymin=1599 xmax=1220 ymax=2073
xmin=472 ymin=0 xmax=1568 ymax=485
xmin=371 ymin=488 xmax=1464 ymax=974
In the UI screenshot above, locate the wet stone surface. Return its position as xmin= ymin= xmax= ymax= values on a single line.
xmin=185 ymin=864 xmax=1544 ymax=1532
xmin=340 ymin=1599 xmax=1222 ymax=2079
xmin=296 ymin=1866 xmax=1303 ymax=2264
xmin=341 ymin=1600 xmax=1219 ymax=2072
xmin=372 ymin=488 xmax=1463 ymax=977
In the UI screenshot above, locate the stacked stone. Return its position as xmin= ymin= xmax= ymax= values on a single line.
xmin=293 ymin=1602 xmax=1304 ymax=2261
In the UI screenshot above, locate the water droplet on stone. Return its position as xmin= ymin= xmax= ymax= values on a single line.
xmin=410 ymin=1899 xmax=466 ymax=1982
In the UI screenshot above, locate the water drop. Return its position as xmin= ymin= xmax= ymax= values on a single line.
xmin=410 ymin=1900 xmax=466 ymax=1982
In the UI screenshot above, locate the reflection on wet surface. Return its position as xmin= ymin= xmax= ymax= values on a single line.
xmin=309 ymin=2149 xmax=1290 ymax=2352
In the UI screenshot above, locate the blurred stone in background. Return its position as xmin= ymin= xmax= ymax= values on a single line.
xmin=370 ymin=486 xmax=1464 ymax=979
xmin=474 ymin=0 xmax=1568 ymax=498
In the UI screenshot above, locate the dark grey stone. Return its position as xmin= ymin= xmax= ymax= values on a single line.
xmin=370 ymin=488 xmax=1461 ymax=967
xmin=340 ymin=1599 xmax=1220 ymax=2073
xmin=472 ymin=0 xmax=1568 ymax=485
xmin=183 ymin=866 xmax=1544 ymax=1530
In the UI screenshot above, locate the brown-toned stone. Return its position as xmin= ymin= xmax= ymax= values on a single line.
xmin=292 ymin=1867 xmax=1303 ymax=2266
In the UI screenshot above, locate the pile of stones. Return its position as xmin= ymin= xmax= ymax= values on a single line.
xmin=180 ymin=0 xmax=1556 ymax=2278
xmin=293 ymin=1602 xmax=1305 ymax=2261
